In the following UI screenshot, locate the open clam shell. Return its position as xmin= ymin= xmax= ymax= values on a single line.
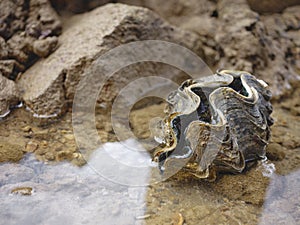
xmin=153 ymin=70 xmax=273 ymax=180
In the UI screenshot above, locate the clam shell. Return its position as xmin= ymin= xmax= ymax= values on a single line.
xmin=153 ymin=70 xmax=273 ymax=180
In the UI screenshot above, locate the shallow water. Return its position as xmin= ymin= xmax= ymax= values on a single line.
xmin=0 ymin=151 xmax=148 ymax=225
xmin=1 ymin=139 xmax=299 ymax=225
xmin=1 ymin=90 xmax=300 ymax=224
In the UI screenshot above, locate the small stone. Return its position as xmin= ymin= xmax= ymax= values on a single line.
xmin=45 ymin=152 xmax=55 ymax=161
xmin=266 ymin=143 xmax=286 ymax=161
xmin=11 ymin=187 xmax=33 ymax=196
xmin=41 ymin=140 xmax=48 ymax=147
xmin=72 ymin=152 xmax=81 ymax=159
xmin=57 ymin=150 xmax=73 ymax=160
xmin=21 ymin=126 xmax=32 ymax=132
xmin=49 ymin=128 xmax=57 ymax=133
xmin=64 ymin=134 xmax=74 ymax=140
xmin=72 ymin=156 xmax=87 ymax=166
xmin=25 ymin=141 xmax=39 ymax=153
xmin=33 ymin=36 xmax=58 ymax=58
xmin=0 ymin=142 xmax=24 ymax=163
xmin=35 ymin=148 xmax=47 ymax=156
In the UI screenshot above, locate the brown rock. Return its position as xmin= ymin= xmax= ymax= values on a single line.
xmin=45 ymin=152 xmax=55 ymax=161
xmin=216 ymin=0 xmax=300 ymax=98
xmin=11 ymin=187 xmax=33 ymax=196
xmin=57 ymin=150 xmax=73 ymax=160
xmin=0 ymin=74 xmax=20 ymax=116
xmin=121 ymin=0 xmax=300 ymax=98
xmin=64 ymin=134 xmax=74 ymax=140
xmin=25 ymin=140 xmax=39 ymax=153
xmin=21 ymin=125 xmax=32 ymax=132
xmin=33 ymin=36 xmax=58 ymax=58
xmin=247 ymin=0 xmax=300 ymax=13
xmin=0 ymin=141 xmax=24 ymax=163
xmin=17 ymin=3 xmax=205 ymax=117
xmin=0 ymin=0 xmax=61 ymax=80
xmin=266 ymin=142 xmax=286 ymax=161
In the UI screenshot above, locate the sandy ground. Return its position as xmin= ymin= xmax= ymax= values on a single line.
xmin=0 ymin=85 xmax=299 ymax=224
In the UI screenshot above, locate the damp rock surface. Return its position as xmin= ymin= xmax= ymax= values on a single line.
xmin=120 ymin=0 xmax=300 ymax=98
xmin=0 ymin=74 xmax=20 ymax=116
xmin=17 ymin=3 xmax=204 ymax=117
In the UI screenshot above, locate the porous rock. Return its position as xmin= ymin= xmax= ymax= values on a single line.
xmin=121 ymin=0 xmax=300 ymax=98
xmin=0 ymin=0 xmax=61 ymax=80
xmin=215 ymin=0 xmax=300 ymax=98
xmin=18 ymin=3 xmax=205 ymax=116
xmin=0 ymin=141 xmax=24 ymax=163
xmin=0 ymin=74 xmax=20 ymax=116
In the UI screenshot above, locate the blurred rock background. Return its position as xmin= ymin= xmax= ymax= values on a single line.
xmin=1 ymin=0 xmax=299 ymax=117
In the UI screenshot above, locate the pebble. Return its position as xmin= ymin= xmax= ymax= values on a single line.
xmin=35 ymin=148 xmax=47 ymax=155
xmin=57 ymin=150 xmax=73 ymax=160
xmin=64 ymin=134 xmax=74 ymax=140
xmin=41 ymin=140 xmax=48 ymax=147
xmin=21 ymin=126 xmax=32 ymax=132
xmin=11 ymin=187 xmax=33 ymax=196
xmin=25 ymin=141 xmax=39 ymax=153
xmin=45 ymin=152 xmax=55 ymax=161
xmin=49 ymin=128 xmax=57 ymax=133
xmin=266 ymin=143 xmax=285 ymax=161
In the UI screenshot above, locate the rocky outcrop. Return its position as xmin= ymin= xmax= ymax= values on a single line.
xmin=17 ymin=3 xmax=205 ymax=117
xmin=0 ymin=0 xmax=61 ymax=80
xmin=120 ymin=0 xmax=300 ymax=98
xmin=0 ymin=75 xmax=20 ymax=116
xmin=215 ymin=0 xmax=300 ymax=98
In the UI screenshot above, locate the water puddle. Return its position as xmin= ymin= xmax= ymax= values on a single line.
xmin=0 ymin=141 xmax=151 ymax=225
xmin=0 ymin=139 xmax=299 ymax=224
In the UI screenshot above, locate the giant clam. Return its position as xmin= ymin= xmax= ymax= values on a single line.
xmin=152 ymin=70 xmax=274 ymax=180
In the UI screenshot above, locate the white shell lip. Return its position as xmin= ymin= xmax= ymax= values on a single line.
xmin=0 ymin=110 xmax=11 ymax=119
xmin=257 ymin=79 xmax=269 ymax=87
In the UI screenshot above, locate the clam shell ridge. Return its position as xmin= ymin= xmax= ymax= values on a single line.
xmin=153 ymin=70 xmax=273 ymax=180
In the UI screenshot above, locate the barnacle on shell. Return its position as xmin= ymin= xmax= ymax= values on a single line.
xmin=152 ymin=69 xmax=273 ymax=180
